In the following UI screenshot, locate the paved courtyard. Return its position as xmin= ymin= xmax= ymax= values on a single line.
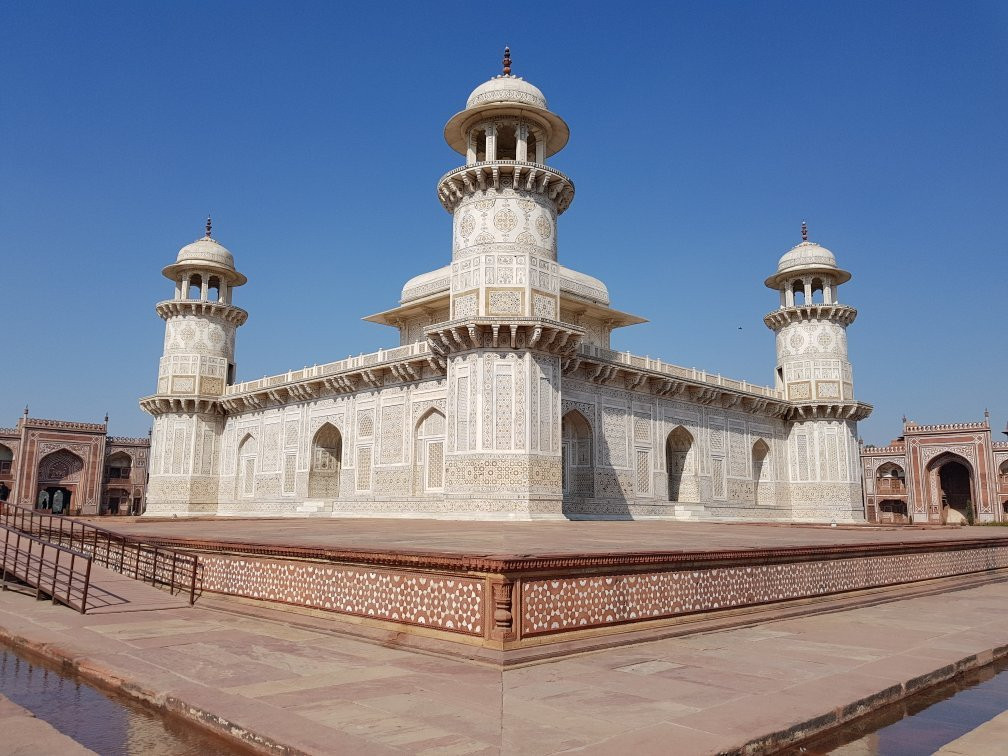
xmin=88 ymin=517 xmax=1005 ymax=557
xmin=0 ymin=570 xmax=1007 ymax=753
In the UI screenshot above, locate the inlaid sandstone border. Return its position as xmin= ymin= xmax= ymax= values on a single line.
xmin=137 ymin=535 xmax=1008 ymax=646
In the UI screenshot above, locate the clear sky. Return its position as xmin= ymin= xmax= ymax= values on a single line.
xmin=1 ymin=1 xmax=1005 ymax=444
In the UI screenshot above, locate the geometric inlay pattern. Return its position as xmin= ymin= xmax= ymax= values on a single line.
xmin=521 ymin=545 xmax=1008 ymax=635
xmin=200 ymin=556 xmax=483 ymax=635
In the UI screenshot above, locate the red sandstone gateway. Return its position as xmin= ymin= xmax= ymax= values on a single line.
xmin=0 ymin=411 xmax=149 ymax=516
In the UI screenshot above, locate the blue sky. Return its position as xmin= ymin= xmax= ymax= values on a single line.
xmin=1 ymin=1 xmax=1005 ymax=443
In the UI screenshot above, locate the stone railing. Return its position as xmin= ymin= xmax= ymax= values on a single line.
xmin=107 ymin=436 xmax=150 ymax=445
xmin=0 ymin=428 xmax=18 ymax=435
xmin=225 ymin=341 xmax=432 ymax=396
xmin=875 ymin=478 xmax=907 ymax=495
xmin=905 ymin=421 xmax=989 ymax=432
xmin=861 ymin=444 xmax=906 ymax=455
xmin=578 ymin=343 xmax=782 ymax=400
xmin=23 ymin=418 xmax=106 ymax=432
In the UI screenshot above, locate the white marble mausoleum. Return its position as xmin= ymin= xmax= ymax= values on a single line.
xmin=141 ymin=52 xmax=872 ymax=522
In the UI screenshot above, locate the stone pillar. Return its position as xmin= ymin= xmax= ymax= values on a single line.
xmin=516 ymin=123 xmax=528 ymax=162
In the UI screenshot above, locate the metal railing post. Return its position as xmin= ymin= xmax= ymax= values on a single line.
xmin=189 ymin=558 xmax=198 ymax=605
xmin=34 ymin=542 xmax=43 ymax=601
xmin=81 ymin=557 xmax=91 ymax=614
xmin=50 ymin=549 xmax=59 ymax=605
xmin=1 ymin=529 xmax=8 ymax=592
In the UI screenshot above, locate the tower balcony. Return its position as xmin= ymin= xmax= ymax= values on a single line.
xmin=437 ymin=161 xmax=574 ymax=215
xmin=763 ymin=303 xmax=857 ymax=332
xmin=156 ymin=300 xmax=248 ymax=326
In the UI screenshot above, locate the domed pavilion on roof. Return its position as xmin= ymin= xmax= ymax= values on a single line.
xmin=141 ymin=52 xmax=874 ymax=523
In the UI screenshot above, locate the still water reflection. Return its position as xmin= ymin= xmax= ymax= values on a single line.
xmin=781 ymin=656 xmax=1008 ymax=754
xmin=0 ymin=648 xmax=243 ymax=755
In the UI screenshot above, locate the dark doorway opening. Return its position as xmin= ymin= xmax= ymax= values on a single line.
xmin=39 ymin=486 xmax=72 ymax=514
xmin=939 ymin=461 xmax=973 ymax=523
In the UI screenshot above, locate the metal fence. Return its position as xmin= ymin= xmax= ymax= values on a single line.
xmin=0 ymin=503 xmax=199 ymax=605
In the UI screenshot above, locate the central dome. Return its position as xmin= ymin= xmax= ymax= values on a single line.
xmin=466 ymin=75 xmax=548 ymax=110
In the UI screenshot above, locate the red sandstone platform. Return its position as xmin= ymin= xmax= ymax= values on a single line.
xmin=90 ymin=517 xmax=1008 ymax=557
xmin=82 ymin=518 xmax=1008 ymax=661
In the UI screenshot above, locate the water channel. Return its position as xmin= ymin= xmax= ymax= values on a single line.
xmin=0 ymin=646 xmax=245 ymax=755
xmin=782 ymin=655 xmax=1008 ymax=754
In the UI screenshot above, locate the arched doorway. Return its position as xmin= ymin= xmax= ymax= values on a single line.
xmin=561 ymin=410 xmax=594 ymax=500
xmin=938 ymin=459 xmax=973 ymax=523
xmin=308 ymin=423 xmax=343 ymax=498
xmin=666 ymin=426 xmax=695 ymax=502
xmin=36 ymin=449 xmax=85 ymax=514
xmin=751 ymin=439 xmax=770 ymax=506
xmin=414 ymin=409 xmax=445 ymax=493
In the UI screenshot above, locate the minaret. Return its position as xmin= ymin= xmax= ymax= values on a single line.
xmin=140 ymin=218 xmax=248 ymax=515
xmin=439 ymin=46 xmax=573 ymax=321
xmin=434 ymin=50 xmax=580 ymax=518
xmin=764 ymin=223 xmax=871 ymax=521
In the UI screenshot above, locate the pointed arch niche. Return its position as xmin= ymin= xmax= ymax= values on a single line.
xmin=666 ymin=426 xmax=696 ymax=502
xmin=309 ymin=423 xmax=343 ymax=498
xmin=561 ymin=410 xmax=594 ymax=500
xmin=235 ymin=433 xmax=258 ymax=499
xmin=752 ymin=438 xmax=771 ymax=505
xmin=36 ymin=449 xmax=85 ymax=513
xmin=414 ymin=409 xmax=446 ymax=494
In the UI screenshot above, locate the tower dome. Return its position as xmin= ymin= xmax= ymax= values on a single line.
xmin=444 ymin=47 xmax=569 ymax=158
xmin=466 ymin=76 xmax=548 ymax=110
xmin=161 ymin=218 xmax=247 ymax=285
xmin=764 ymin=224 xmax=850 ymax=288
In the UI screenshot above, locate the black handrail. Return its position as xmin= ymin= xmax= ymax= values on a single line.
xmin=0 ymin=502 xmax=198 ymax=605
xmin=1 ymin=524 xmax=91 ymax=613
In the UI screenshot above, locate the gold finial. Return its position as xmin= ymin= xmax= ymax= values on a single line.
xmin=205 ymin=215 xmax=212 ymax=239
xmin=502 ymin=46 xmax=511 ymax=76
xmin=801 ymin=220 xmax=808 ymax=242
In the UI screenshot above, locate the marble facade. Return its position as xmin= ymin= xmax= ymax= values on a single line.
xmin=141 ymin=54 xmax=872 ymax=522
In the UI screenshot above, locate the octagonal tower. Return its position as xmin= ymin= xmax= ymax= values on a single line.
xmin=439 ymin=47 xmax=574 ymax=322
xmin=764 ymin=223 xmax=871 ymax=521
xmin=140 ymin=218 xmax=248 ymax=515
